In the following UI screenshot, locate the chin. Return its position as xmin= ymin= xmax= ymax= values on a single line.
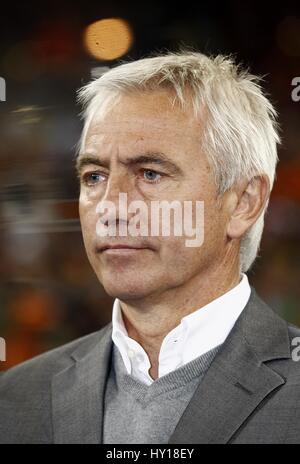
xmin=103 ymin=286 xmax=150 ymax=301
xmin=99 ymin=275 xmax=156 ymax=301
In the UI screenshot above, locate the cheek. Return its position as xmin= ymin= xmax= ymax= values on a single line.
xmin=159 ymin=236 xmax=200 ymax=265
xmin=79 ymin=197 xmax=97 ymax=243
xmin=205 ymin=203 xmax=227 ymax=246
xmin=155 ymin=238 xmax=205 ymax=287
xmin=157 ymin=205 xmax=223 ymax=267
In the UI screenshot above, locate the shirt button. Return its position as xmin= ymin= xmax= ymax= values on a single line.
xmin=128 ymin=349 xmax=135 ymax=358
xmin=136 ymin=354 xmax=144 ymax=363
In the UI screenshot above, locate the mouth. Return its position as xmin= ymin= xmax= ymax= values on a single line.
xmin=96 ymin=243 xmax=154 ymax=255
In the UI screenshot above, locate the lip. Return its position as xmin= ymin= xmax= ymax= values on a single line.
xmin=102 ymin=247 xmax=149 ymax=255
xmin=97 ymin=243 xmax=153 ymax=253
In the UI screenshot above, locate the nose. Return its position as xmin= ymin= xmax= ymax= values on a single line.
xmin=96 ymin=170 xmax=133 ymax=231
xmin=102 ymin=169 xmax=131 ymax=203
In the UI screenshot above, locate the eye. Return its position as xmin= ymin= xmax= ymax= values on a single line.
xmin=82 ymin=171 xmax=106 ymax=186
xmin=142 ymin=169 xmax=162 ymax=183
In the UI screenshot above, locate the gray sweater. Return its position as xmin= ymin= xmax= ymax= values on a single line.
xmin=102 ymin=342 xmax=221 ymax=444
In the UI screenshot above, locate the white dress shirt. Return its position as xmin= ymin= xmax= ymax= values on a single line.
xmin=111 ymin=273 xmax=251 ymax=385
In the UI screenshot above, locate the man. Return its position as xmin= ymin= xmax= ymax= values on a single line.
xmin=1 ymin=50 xmax=300 ymax=444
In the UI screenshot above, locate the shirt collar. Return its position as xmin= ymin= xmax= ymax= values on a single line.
xmin=111 ymin=273 xmax=251 ymax=382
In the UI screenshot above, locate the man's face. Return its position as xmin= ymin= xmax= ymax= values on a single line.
xmin=78 ymin=90 xmax=229 ymax=301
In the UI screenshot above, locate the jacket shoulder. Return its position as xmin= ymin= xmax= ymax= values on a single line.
xmin=0 ymin=324 xmax=111 ymax=404
xmin=287 ymin=322 xmax=300 ymax=339
xmin=287 ymin=322 xmax=300 ymax=369
xmin=0 ymin=323 xmax=111 ymax=443
xmin=267 ymin=321 xmax=300 ymax=385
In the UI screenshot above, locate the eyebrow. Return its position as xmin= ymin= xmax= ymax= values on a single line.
xmin=76 ymin=152 xmax=183 ymax=176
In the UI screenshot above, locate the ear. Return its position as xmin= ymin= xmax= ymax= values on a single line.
xmin=226 ymin=175 xmax=270 ymax=240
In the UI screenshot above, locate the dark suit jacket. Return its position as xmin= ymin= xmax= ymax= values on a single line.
xmin=1 ymin=286 xmax=300 ymax=443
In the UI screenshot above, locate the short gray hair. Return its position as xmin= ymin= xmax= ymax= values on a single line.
xmin=77 ymin=50 xmax=281 ymax=273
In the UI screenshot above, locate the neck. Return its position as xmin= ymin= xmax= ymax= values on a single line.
xmin=119 ymin=256 xmax=241 ymax=380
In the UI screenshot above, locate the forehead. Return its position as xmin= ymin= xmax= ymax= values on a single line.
xmin=83 ymin=90 xmax=203 ymax=155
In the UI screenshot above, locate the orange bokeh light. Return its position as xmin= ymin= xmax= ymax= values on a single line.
xmin=84 ymin=17 xmax=133 ymax=61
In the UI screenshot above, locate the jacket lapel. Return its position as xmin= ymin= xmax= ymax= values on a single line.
xmin=51 ymin=323 xmax=113 ymax=444
xmin=51 ymin=287 xmax=291 ymax=444
xmin=168 ymin=288 xmax=291 ymax=444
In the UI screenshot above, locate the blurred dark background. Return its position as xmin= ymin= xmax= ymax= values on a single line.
xmin=0 ymin=0 xmax=299 ymax=369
